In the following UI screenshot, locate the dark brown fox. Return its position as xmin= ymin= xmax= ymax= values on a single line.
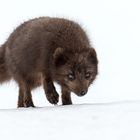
xmin=0 ymin=17 xmax=98 ymax=107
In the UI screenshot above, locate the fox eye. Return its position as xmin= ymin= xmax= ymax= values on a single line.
xmin=85 ymin=72 xmax=91 ymax=79
xmin=68 ymin=74 xmax=75 ymax=81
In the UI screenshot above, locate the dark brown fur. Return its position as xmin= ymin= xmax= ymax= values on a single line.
xmin=0 ymin=17 xmax=98 ymax=107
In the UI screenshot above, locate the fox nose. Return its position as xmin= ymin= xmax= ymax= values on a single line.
xmin=80 ymin=90 xmax=87 ymax=96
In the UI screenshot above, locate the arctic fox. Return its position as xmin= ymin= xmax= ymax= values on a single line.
xmin=0 ymin=17 xmax=98 ymax=107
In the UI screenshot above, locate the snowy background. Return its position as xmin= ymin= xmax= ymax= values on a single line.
xmin=0 ymin=0 xmax=140 ymax=140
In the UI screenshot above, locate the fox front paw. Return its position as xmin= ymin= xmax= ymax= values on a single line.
xmin=46 ymin=92 xmax=59 ymax=104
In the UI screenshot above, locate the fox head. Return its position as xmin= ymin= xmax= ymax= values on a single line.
xmin=53 ymin=47 xmax=98 ymax=97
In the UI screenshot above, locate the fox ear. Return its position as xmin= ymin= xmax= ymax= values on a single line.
xmin=88 ymin=48 xmax=98 ymax=64
xmin=53 ymin=47 xmax=64 ymax=59
xmin=53 ymin=48 xmax=68 ymax=67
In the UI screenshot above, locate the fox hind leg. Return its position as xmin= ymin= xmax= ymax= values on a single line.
xmin=17 ymin=80 xmax=34 ymax=108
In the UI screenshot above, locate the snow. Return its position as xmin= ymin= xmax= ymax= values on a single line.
xmin=0 ymin=0 xmax=140 ymax=139
xmin=0 ymin=101 xmax=140 ymax=140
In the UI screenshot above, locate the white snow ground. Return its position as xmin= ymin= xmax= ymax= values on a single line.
xmin=0 ymin=101 xmax=140 ymax=140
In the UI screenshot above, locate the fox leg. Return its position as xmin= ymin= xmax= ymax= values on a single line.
xmin=18 ymin=81 xmax=34 ymax=108
xmin=43 ymin=76 xmax=59 ymax=104
xmin=18 ymin=87 xmax=24 ymax=107
xmin=61 ymin=86 xmax=72 ymax=105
